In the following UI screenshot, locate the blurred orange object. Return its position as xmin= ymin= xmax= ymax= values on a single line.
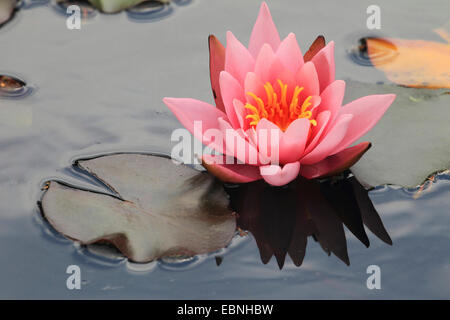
xmin=365 ymin=30 xmax=450 ymax=89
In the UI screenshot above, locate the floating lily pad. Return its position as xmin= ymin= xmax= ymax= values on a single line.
xmin=56 ymin=0 xmax=97 ymax=18
xmin=87 ymin=0 xmax=169 ymax=13
xmin=0 ymin=0 xmax=16 ymax=26
xmin=40 ymin=153 xmax=236 ymax=263
xmin=0 ymin=74 xmax=28 ymax=97
xmin=345 ymin=80 xmax=450 ymax=188
xmin=356 ymin=36 xmax=450 ymax=89
xmin=126 ymin=0 xmax=173 ymax=22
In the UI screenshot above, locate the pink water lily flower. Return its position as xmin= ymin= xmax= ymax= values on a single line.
xmin=163 ymin=2 xmax=395 ymax=186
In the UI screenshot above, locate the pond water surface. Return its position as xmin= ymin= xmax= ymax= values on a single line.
xmin=0 ymin=0 xmax=449 ymax=299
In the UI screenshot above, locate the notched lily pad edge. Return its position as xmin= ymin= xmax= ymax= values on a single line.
xmin=70 ymin=151 xmax=203 ymax=196
xmin=38 ymin=180 xmax=130 ymax=257
xmin=38 ymin=152 xmax=442 ymax=266
xmin=38 ymin=182 xmax=235 ymax=264
xmin=37 ymin=152 xmax=231 ymax=264
xmin=355 ymin=168 xmax=450 ymax=192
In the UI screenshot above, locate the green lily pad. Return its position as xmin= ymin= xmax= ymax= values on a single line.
xmin=87 ymin=0 xmax=169 ymax=13
xmin=0 ymin=0 xmax=15 ymax=26
xmin=40 ymin=153 xmax=236 ymax=263
xmin=345 ymin=80 xmax=450 ymax=188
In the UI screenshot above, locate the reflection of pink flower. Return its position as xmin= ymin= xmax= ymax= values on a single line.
xmin=163 ymin=2 xmax=395 ymax=186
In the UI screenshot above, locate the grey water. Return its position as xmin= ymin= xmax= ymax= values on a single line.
xmin=0 ymin=0 xmax=449 ymax=299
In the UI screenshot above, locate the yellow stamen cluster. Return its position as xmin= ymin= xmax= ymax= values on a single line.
xmin=244 ymin=79 xmax=317 ymax=131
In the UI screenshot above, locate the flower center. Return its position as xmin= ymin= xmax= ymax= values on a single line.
xmin=244 ymin=79 xmax=317 ymax=131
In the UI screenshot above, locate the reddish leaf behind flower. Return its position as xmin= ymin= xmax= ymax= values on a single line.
xmin=209 ymin=35 xmax=226 ymax=112
xmin=300 ymin=142 xmax=372 ymax=179
xmin=303 ymin=35 xmax=326 ymax=62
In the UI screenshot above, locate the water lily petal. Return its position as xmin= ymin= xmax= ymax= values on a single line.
xmin=248 ymin=2 xmax=281 ymax=58
xmin=281 ymin=118 xmax=311 ymax=164
xmin=219 ymin=71 xmax=246 ymax=129
xmin=311 ymin=41 xmax=335 ymax=93
xmin=255 ymin=118 xmax=281 ymax=163
xmin=333 ymin=94 xmax=396 ymax=154
xmin=300 ymin=142 xmax=372 ymax=179
xmin=209 ymin=35 xmax=226 ymax=112
xmin=276 ymin=33 xmax=304 ymax=74
xmin=309 ymin=95 xmax=322 ymax=118
xmin=260 ymin=162 xmax=301 ymax=186
xmin=218 ymin=117 xmax=260 ymax=164
xmin=233 ymin=99 xmax=246 ymax=129
xmin=245 ymin=127 xmax=260 ymax=150
xmin=225 ymin=31 xmax=255 ymax=85
xmin=163 ymin=97 xmax=227 ymax=154
xmin=254 ymin=44 xmax=276 ymax=83
xmin=202 ymin=154 xmax=262 ymax=183
xmin=317 ymin=80 xmax=346 ymax=134
xmin=254 ymin=118 xmax=310 ymax=164
xmin=301 ymin=114 xmax=353 ymax=165
xmin=318 ymin=80 xmax=345 ymax=115
xmin=295 ymin=61 xmax=320 ymax=103
xmin=244 ymin=72 xmax=266 ymax=105
xmin=304 ymin=110 xmax=331 ymax=154
xmin=268 ymin=58 xmax=293 ymax=86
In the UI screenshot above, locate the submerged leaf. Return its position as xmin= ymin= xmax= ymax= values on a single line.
xmin=40 ymin=154 xmax=236 ymax=263
xmin=363 ymin=36 xmax=450 ymax=89
xmin=345 ymin=80 xmax=450 ymax=188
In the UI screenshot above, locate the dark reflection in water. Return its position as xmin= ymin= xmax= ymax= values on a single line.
xmin=226 ymin=172 xmax=392 ymax=269
xmin=0 ymin=74 xmax=33 ymax=98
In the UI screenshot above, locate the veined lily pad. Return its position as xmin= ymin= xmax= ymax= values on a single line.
xmin=40 ymin=153 xmax=236 ymax=263
xmin=345 ymin=80 xmax=450 ymax=188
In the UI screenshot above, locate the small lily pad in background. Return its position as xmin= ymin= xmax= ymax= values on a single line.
xmin=0 ymin=74 xmax=28 ymax=97
xmin=345 ymin=80 xmax=450 ymax=188
xmin=360 ymin=35 xmax=450 ymax=89
xmin=0 ymin=0 xmax=16 ymax=26
xmin=56 ymin=0 xmax=97 ymax=18
xmin=40 ymin=154 xmax=236 ymax=263
xmin=87 ymin=0 xmax=169 ymax=13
